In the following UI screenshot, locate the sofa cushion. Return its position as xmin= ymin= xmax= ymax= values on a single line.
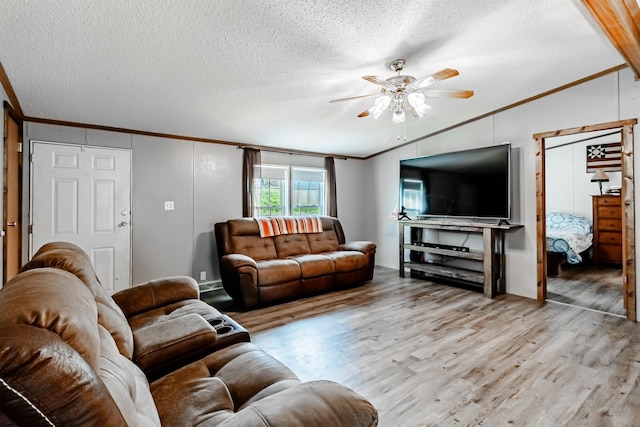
xmin=226 ymin=219 xmax=278 ymax=260
xmin=256 ymin=259 xmax=301 ymax=285
xmin=230 ymin=235 xmax=277 ymax=260
xmin=223 ymin=221 xmax=276 ymax=262
xmin=323 ymin=251 xmax=370 ymax=272
xmin=274 ymin=234 xmax=312 ymax=258
xmin=150 ymin=343 xmax=298 ymax=426
xmin=150 ymin=342 xmax=378 ymax=427
xmin=21 ymin=244 xmax=135 ymax=359
xmin=99 ymin=326 xmax=162 ymax=427
xmin=1 ymin=268 xmax=101 ymax=370
xmin=290 ymin=254 xmax=335 ymax=278
xmin=306 ymin=229 xmax=341 ymax=253
xmin=0 ymin=268 xmax=159 ymax=426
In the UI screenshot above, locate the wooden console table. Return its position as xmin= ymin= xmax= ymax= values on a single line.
xmin=398 ymin=219 xmax=522 ymax=298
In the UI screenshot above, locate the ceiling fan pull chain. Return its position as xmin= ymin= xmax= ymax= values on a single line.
xmin=396 ymin=121 xmax=407 ymax=141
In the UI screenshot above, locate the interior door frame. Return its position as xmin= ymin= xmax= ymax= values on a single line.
xmin=3 ymin=101 xmax=22 ymax=284
xmin=534 ymin=119 xmax=637 ymax=321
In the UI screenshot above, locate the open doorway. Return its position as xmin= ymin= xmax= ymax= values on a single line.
xmin=534 ymin=119 xmax=637 ymax=321
xmin=544 ymin=130 xmax=624 ymax=315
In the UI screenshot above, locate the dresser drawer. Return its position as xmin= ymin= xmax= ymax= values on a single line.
xmin=598 ymin=231 xmax=622 ymax=244
xmin=597 ymin=206 xmax=622 ymax=218
xmin=598 ymin=243 xmax=622 ymax=263
xmin=596 ymin=196 xmax=621 ymax=207
xmin=597 ymin=219 xmax=622 ymax=231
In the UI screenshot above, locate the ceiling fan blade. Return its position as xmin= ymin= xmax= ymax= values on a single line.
xmin=329 ymin=93 xmax=377 ymax=103
xmin=362 ymin=75 xmax=397 ymax=91
xmin=409 ymin=68 xmax=460 ymax=89
xmin=357 ymin=109 xmax=370 ymax=118
xmin=421 ymin=89 xmax=474 ymax=99
xmin=430 ymin=68 xmax=460 ymax=81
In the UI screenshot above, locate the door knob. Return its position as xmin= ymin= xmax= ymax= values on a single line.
xmin=118 ymin=221 xmax=128 ymax=227
xmin=6 ymin=222 xmax=16 ymax=227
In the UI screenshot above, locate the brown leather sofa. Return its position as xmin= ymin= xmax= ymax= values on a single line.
xmin=20 ymin=241 xmax=249 ymax=381
xmin=0 ymin=242 xmax=378 ymax=426
xmin=215 ymin=216 xmax=376 ymax=308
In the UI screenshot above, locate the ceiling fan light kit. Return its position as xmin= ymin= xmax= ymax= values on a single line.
xmin=331 ymin=58 xmax=473 ymax=126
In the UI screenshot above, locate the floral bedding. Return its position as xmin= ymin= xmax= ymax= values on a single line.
xmin=546 ymin=212 xmax=593 ymax=264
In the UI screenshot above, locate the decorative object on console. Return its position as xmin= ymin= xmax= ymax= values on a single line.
xmin=590 ymin=169 xmax=609 ymax=195
xmin=398 ymin=206 xmax=411 ymax=220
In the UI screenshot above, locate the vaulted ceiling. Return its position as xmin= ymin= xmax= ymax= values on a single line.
xmin=0 ymin=1 xmax=630 ymax=158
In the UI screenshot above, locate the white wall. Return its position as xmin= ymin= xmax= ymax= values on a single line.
xmin=365 ymin=68 xmax=636 ymax=305
xmin=22 ymin=125 xmax=366 ymax=285
xmin=546 ymin=134 xmax=622 ymax=220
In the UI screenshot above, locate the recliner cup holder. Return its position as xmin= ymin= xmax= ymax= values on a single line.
xmin=208 ymin=318 xmax=224 ymax=327
xmin=200 ymin=314 xmax=251 ymax=350
xmin=215 ymin=325 xmax=233 ymax=335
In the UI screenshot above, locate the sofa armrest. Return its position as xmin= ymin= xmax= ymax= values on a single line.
xmin=339 ymin=241 xmax=376 ymax=254
xmin=221 ymin=253 xmax=257 ymax=270
xmin=228 ymin=380 xmax=378 ymax=426
xmin=112 ymin=276 xmax=199 ymax=318
xmin=133 ymin=313 xmax=218 ymax=380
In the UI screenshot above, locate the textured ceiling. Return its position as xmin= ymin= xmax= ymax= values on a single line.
xmin=0 ymin=0 xmax=625 ymax=158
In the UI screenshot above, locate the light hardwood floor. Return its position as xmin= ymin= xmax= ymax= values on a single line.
xmin=205 ymin=266 xmax=640 ymax=426
xmin=547 ymin=264 xmax=624 ymax=316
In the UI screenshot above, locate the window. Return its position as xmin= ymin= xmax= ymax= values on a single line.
xmin=254 ymin=165 xmax=326 ymax=217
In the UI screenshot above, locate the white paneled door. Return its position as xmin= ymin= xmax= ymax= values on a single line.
xmin=30 ymin=142 xmax=132 ymax=293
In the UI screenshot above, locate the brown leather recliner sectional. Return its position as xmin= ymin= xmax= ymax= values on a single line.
xmin=0 ymin=242 xmax=378 ymax=426
xmin=215 ymin=216 xmax=376 ymax=308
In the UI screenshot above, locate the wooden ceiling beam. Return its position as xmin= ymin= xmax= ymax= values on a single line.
xmin=582 ymin=0 xmax=640 ymax=79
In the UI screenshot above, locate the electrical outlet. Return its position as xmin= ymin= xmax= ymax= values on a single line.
xmin=164 ymin=201 xmax=174 ymax=211
xmin=200 ymin=271 xmax=206 ymax=281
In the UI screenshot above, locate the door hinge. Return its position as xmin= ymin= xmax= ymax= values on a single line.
xmin=30 ymin=153 xmax=34 ymax=163
xmin=17 ymin=142 xmax=22 ymax=153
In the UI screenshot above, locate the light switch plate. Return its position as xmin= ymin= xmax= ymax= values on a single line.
xmin=164 ymin=201 xmax=174 ymax=211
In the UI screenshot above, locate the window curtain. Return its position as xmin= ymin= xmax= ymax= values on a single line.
xmin=242 ymin=148 xmax=261 ymax=217
xmin=325 ymin=156 xmax=338 ymax=217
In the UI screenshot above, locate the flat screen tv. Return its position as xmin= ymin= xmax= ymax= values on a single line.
xmin=399 ymin=143 xmax=511 ymax=221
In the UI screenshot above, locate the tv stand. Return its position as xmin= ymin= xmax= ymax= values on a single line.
xmin=398 ymin=220 xmax=521 ymax=298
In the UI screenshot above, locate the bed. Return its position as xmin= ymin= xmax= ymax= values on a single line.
xmin=546 ymin=212 xmax=593 ymax=276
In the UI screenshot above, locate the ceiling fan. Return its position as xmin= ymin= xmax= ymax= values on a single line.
xmin=330 ymin=59 xmax=474 ymax=123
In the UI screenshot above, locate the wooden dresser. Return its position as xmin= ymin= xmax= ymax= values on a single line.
xmin=592 ymin=195 xmax=622 ymax=265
